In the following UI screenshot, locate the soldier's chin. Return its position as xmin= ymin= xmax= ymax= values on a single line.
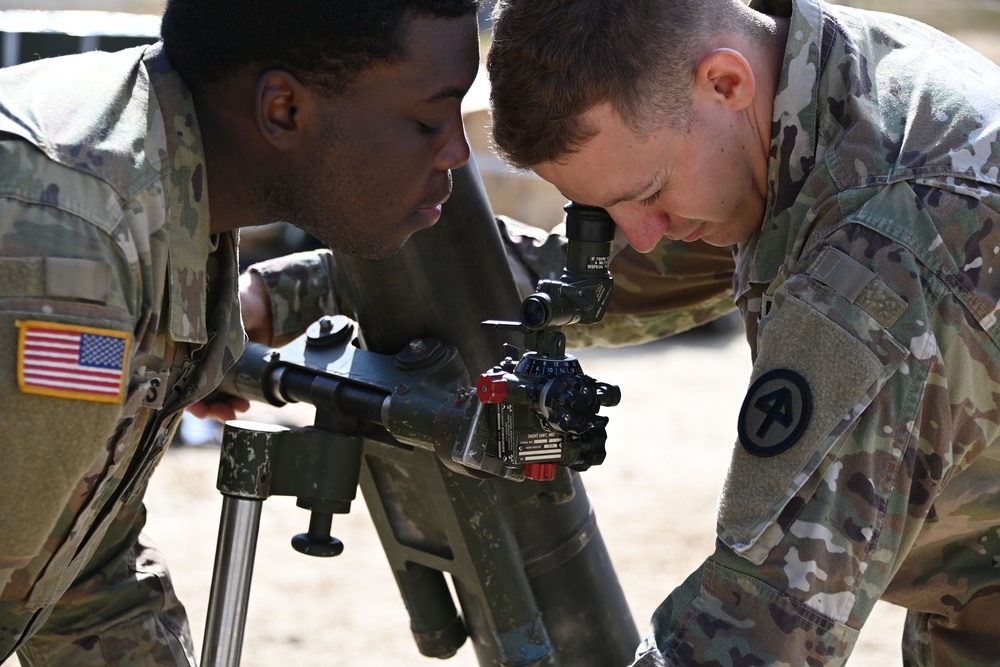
xmin=369 ymin=240 xmax=409 ymax=261
xmin=349 ymin=231 xmax=416 ymax=262
xmin=321 ymin=211 xmax=439 ymax=260
xmin=365 ymin=208 xmax=443 ymax=257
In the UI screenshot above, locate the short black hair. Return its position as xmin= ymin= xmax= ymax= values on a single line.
xmin=161 ymin=0 xmax=479 ymax=92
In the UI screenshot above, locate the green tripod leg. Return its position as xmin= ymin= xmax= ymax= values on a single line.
xmin=333 ymin=154 xmax=638 ymax=666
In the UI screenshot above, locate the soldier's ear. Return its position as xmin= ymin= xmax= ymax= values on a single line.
xmin=694 ymin=48 xmax=756 ymax=112
xmin=255 ymin=69 xmax=307 ymax=151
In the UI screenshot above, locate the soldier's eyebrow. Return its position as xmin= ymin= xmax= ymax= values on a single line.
xmin=597 ymin=175 xmax=663 ymax=209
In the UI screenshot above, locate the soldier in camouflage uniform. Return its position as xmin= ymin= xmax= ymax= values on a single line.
xmin=484 ymin=0 xmax=1000 ymax=664
xmin=0 ymin=0 xmax=479 ymax=664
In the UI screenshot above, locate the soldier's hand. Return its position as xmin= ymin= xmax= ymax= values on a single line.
xmin=186 ymin=393 xmax=251 ymax=422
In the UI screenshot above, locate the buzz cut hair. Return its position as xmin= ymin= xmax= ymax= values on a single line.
xmin=161 ymin=0 xmax=480 ymax=93
xmin=487 ymin=0 xmax=749 ymax=168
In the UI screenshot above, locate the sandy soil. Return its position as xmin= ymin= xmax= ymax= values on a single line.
xmin=86 ymin=324 xmax=907 ymax=666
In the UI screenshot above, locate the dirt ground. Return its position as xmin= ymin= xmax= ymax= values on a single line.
xmin=136 ymin=324 xmax=906 ymax=666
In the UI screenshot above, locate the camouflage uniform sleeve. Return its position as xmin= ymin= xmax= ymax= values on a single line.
xmin=246 ymin=249 xmax=345 ymax=347
xmin=498 ymin=217 xmax=737 ymax=348
xmin=0 ymin=166 xmax=137 ymax=595
xmin=633 ymin=225 xmax=1000 ymax=665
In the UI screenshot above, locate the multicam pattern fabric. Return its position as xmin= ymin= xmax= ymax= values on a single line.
xmin=629 ymin=0 xmax=1000 ymax=665
xmin=0 ymin=44 xmax=244 ymax=665
xmin=247 ymin=249 xmax=345 ymax=346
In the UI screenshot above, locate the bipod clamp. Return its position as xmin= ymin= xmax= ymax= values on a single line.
xmin=202 ymin=420 xmax=363 ymax=666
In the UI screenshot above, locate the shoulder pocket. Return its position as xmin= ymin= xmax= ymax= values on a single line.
xmin=718 ymin=273 xmax=908 ymax=564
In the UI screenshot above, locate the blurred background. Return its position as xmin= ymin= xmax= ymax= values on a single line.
xmin=2 ymin=1 xmax=999 ymax=665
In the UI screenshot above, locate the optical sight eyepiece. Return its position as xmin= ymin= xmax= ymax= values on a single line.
xmin=564 ymin=202 xmax=616 ymax=244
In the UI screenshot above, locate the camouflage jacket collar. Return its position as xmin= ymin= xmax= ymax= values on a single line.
xmin=143 ymin=43 xmax=218 ymax=345
xmin=737 ymin=0 xmax=825 ymax=298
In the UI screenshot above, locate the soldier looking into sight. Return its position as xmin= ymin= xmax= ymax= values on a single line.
xmin=487 ymin=0 xmax=1000 ymax=664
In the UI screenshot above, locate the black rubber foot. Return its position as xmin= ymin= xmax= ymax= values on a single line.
xmin=291 ymin=533 xmax=344 ymax=557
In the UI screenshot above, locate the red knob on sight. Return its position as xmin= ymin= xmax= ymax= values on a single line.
xmin=523 ymin=463 xmax=556 ymax=481
xmin=476 ymin=370 xmax=508 ymax=404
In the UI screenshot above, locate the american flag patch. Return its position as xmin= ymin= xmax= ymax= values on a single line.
xmin=16 ymin=321 xmax=130 ymax=403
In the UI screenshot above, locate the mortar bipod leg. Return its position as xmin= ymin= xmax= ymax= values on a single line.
xmin=201 ymin=494 xmax=263 ymax=667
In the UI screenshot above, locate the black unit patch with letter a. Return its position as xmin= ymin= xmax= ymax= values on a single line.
xmin=738 ymin=369 xmax=812 ymax=457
